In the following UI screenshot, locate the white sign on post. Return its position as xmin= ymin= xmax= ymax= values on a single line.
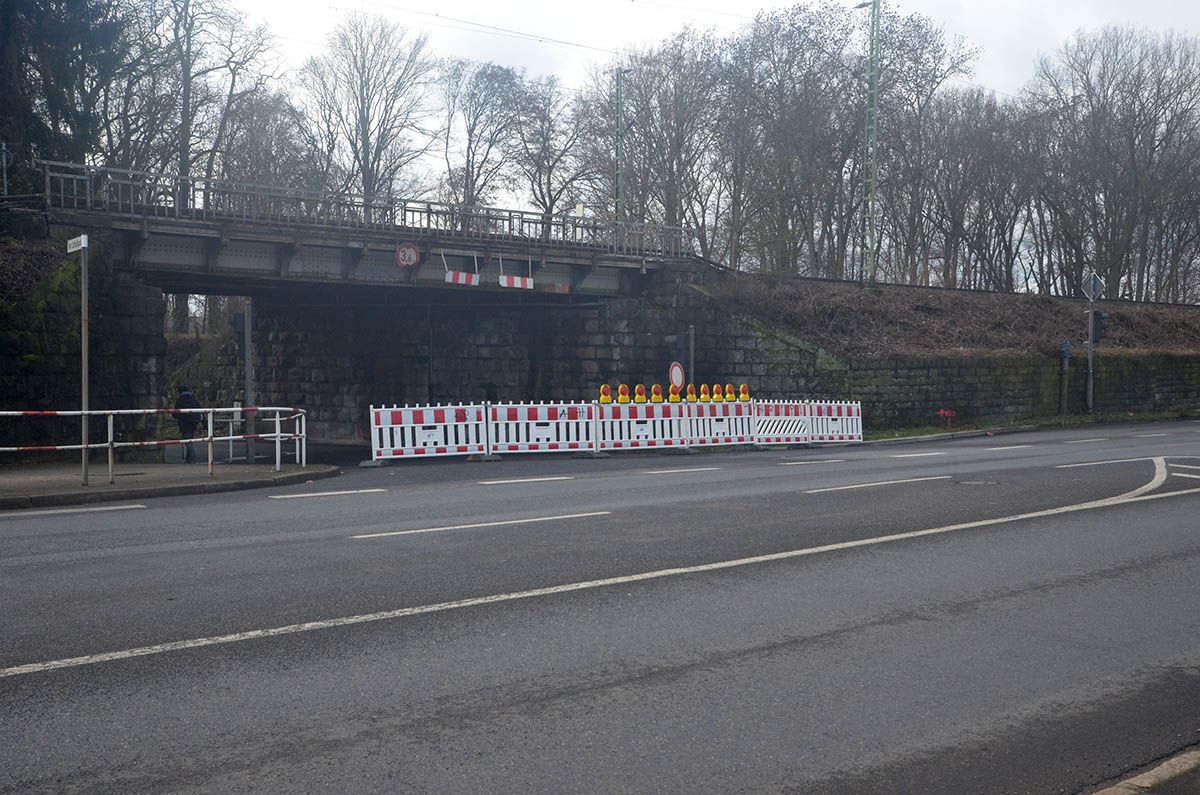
xmin=67 ymin=234 xmax=88 ymax=253
xmin=1083 ymin=272 xmax=1105 ymax=302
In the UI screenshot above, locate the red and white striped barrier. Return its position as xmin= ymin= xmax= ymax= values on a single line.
xmin=366 ymin=399 xmax=863 ymax=460
xmin=445 ymin=270 xmax=479 ymax=286
xmin=499 ymin=275 xmax=533 ymax=289
xmin=371 ymin=404 xmax=487 ymax=458
xmin=687 ymin=401 xmax=755 ymax=447
xmin=489 ymin=403 xmax=595 ymax=452
xmin=598 ymin=403 xmax=687 ymax=449
xmin=806 ymin=401 xmax=863 ymax=442
xmin=754 ymin=401 xmax=809 ymax=445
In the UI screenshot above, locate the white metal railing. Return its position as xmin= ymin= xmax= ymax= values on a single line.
xmin=369 ymin=399 xmax=863 ymax=461
xmin=0 ymin=406 xmax=307 ymax=484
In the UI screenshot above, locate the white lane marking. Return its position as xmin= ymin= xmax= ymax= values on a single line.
xmin=351 ymin=511 xmax=611 ymax=540
xmin=268 ymin=489 xmax=386 ymax=500
xmin=1136 ymin=433 xmax=1168 ymax=438
xmin=986 ymin=445 xmax=1031 ymax=451
xmin=1172 ymin=473 xmax=1200 ymax=481
xmin=643 ymin=467 xmax=721 ymax=475
xmin=806 ymin=475 xmax=952 ymax=493
xmin=1065 ymin=438 xmax=1108 ymax=444
xmin=0 ymin=504 xmax=147 ymax=520
xmin=1057 ymin=457 xmax=1155 ymax=469
xmin=890 ymin=452 xmax=946 ymax=458
xmin=3 ymin=459 xmax=1185 ymax=680
xmin=478 ymin=476 xmax=574 ymax=485
xmin=779 ymin=459 xmax=845 ymax=466
xmin=1173 ymin=464 xmax=1200 ymax=470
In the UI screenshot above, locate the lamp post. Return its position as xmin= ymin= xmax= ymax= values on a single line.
xmin=856 ymin=0 xmax=880 ymax=284
xmin=615 ymin=67 xmax=631 ymax=224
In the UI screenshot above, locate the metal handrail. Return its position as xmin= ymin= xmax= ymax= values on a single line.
xmin=0 ymin=406 xmax=308 ymax=482
xmin=37 ymin=160 xmax=695 ymax=258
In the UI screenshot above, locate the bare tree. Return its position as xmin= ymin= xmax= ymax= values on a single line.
xmin=512 ymin=75 xmax=591 ymax=218
xmin=299 ymin=13 xmax=435 ymax=207
xmin=438 ymin=59 xmax=521 ymax=206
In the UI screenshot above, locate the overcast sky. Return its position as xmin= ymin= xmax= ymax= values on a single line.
xmin=238 ymin=0 xmax=1199 ymax=97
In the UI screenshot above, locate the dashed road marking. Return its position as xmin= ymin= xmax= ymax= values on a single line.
xmin=806 ymin=475 xmax=952 ymax=493
xmin=1065 ymin=438 xmax=1108 ymax=444
xmin=779 ymin=459 xmax=846 ymax=466
xmin=890 ymin=452 xmax=946 ymax=458
xmin=1057 ymin=457 xmax=1155 ymax=469
xmin=0 ymin=504 xmax=146 ymax=519
xmin=643 ymin=467 xmax=722 ymax=475
xmin=351 ymin=511 xmax=610 ymax=540
xmin=478 ymin=476 xmax=575 ymax=485
xmin=986 ymin=445 xmax=1031 ymax=451
xmin=268 ymin=489 xmax=386 ymax=500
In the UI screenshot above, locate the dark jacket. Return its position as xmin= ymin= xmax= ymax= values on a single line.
xmin=175 ymin=390 xmax=201 ymax=436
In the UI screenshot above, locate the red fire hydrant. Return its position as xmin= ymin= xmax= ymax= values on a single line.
xmin=936 ymin=409 xmax=957 ymax=432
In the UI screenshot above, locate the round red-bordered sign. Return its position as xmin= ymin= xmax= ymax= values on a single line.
xmin=395 ymin=242 xmax=420 ymax=268
xmin=669 ymin=361 xmax=685 ymax=389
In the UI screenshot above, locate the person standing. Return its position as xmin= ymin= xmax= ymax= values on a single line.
xmin=175 ymin=386 xmax=202 ymax=463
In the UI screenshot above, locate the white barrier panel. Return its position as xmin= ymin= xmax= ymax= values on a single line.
xmin=754 ymin=401 xmax=809 ymax=445
xmin=371 ymin=404 xmax=487 ymax=459
xmin=489 ymin=403 xmax=595 ymax=453
xmin=807 ymin=401 xmax=863 ymax=443
xmin=598 ymin=403 xmax=687 ymax=449
xmin=688 ymin=401 xmax=755 ymax=447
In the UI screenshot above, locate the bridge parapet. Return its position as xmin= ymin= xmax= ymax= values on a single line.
xmin=39 ymin=160 xmax=693 ymax=260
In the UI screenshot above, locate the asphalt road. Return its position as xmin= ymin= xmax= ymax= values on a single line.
xmin=3 ymin=422 xmax=1200 ymax=793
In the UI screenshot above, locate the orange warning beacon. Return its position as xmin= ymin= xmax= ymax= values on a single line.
xmin=617 ymin=383 xmax=631 ymax=403
xmin=599 ymin=384 xmax=612 ymax=403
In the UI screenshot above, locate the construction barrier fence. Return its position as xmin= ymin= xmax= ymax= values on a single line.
xmin=370 ymin=399 xmax=862 ymax=460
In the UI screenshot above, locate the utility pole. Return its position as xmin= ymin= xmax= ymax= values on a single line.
xmin=856 ymin=0 xmax=880 ymax=284
xmin=615 ymin=67 xmax=627 ymax=224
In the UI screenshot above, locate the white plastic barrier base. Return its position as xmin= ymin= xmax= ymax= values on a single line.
xmin=490 ymin=403 xmax=595 ymax=452
xmin=371 ymin=404 xmax=487 ymax=459
xmin=807 ymin=401 xmax=864 ymax=443
xmin=755 ymin=401 xmax=809 ymax=444
xmin=688 ymin=401 xmax=755 ymax=447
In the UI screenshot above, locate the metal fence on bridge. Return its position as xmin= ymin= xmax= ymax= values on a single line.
xmin=38 ymin=160 xmax=693 ymax=259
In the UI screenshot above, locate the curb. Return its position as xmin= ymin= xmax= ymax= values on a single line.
xmin=1093 ymin=749 xmax=1200 ymax=794
xmin=865 ymin=425 xmax=1039 ymax=446
xmin=0 ymin=465 xmax=342 ymax=511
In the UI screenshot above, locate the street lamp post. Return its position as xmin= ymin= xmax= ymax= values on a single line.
xmin=856 ymin=0 xmax=881 ymax=284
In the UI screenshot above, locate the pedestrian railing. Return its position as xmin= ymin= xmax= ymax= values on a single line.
xmin=370 ymin=400 xmax=862 ymax=461
xmin=0 ymin=406 xmax=307 ymax=484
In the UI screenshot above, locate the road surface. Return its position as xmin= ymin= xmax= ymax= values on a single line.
xmin=3 ymin=422 xmax=1200 ymax=793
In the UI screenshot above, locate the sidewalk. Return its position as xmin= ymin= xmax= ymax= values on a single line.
xmin=0 ymin=458 xmax=341 ymax=510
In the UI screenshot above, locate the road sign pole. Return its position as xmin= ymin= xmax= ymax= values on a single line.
xmin=67 ymin=235 xmax=90 ymax=484
xmin=1086 ymin=300 xmax=1094 ymax=412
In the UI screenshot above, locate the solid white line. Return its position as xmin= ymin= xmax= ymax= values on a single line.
xmin=5 ymin=459 xmax=1189 ymax=680
xmin=0 ymin=504 xmax=147 ymax=519
xmin=268 ymin=489 xmax=386 ymax=500
xmin=806 ymin=475 xmax=952 ymax=493
xmin=1065 ymin=438 xmax=1108 ymax=444
xmin=643 ymin=467 xmax=721 ymax=474
xmin=1172 ymin=473 xmax=1200 ymax=481
xmin=1056 ymin=457 xmax=1155 ymax=469
xmin=779 ymin=459 xmax=845 ymax=466
xmin=351 ymin=511 xmax=611 ymax=540
xmin=1136 ymin=433 xmax=1168 ymax=438
xmin=1172 ymin=464 xmax=1200 ymax=470
xmin=478 ymin=476 xmax=575 ymax=485
xmin=890 ymin=452 xmax=946 ymax=458
xmin=985 ymin=445 xmax=1031 ymax=451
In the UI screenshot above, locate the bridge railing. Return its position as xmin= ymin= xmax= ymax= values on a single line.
xmin=38 ymin=160 xmax=693 ymax=258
